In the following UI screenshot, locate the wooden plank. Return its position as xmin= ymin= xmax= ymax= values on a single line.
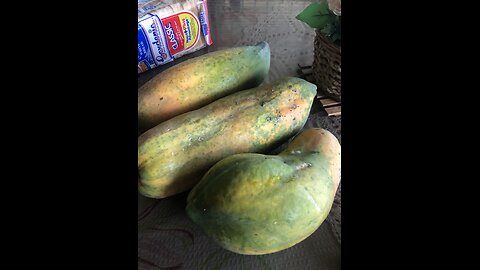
xmin=298 ymin=62 xmax=341 ymax=117
xmin=301 ymin=69 xmax=313 ymax=74
xmin=298 ymin=64 xmax=312 ymax=69
xmin=320 ymin=99 xmax=341 ymax=107
xmin=325 ymin=106 xmax=341 ymax=116
xmin=297 ymin=64 xmax=313 ymax=80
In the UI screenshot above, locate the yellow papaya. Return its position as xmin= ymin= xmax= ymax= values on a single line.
xmin=138 ymin=77 xmax=317 ymax=199
xmin=138 ymin=42 xmax=271 ymax=132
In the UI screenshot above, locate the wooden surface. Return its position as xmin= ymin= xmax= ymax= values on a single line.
xmin=138 ymin=1 xmax=341 ymax=269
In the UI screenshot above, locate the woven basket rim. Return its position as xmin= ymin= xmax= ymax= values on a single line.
xmin=315 ymin=30 xmax=341 ymax=53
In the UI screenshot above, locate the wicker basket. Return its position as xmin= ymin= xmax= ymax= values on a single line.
xmin=312 ymin=29 xmax=341 ymax=101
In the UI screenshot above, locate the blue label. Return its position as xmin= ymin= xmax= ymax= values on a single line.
xmin=199 ymin=11 xmax=208 ymax=36
xmin=138 ymin=14 xmax=174 ymax=73
xmin=138 ymin=24 xmax=156 ymax=71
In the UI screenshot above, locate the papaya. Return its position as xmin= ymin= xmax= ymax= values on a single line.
xmin=138 ymin=77 xmax=317 ymax=199
xmin=138 ymin=42 xmax=271 ymax=132
xmin=186 ymin=128 xmax=341 ymax=255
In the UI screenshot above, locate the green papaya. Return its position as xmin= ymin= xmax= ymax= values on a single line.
xmin=138 ymin=77 xmax=317 ymax=199
xmin=138 ymin=42 xmax=271 ymax=132
xmin=186 ymin=128 xmax=341 ymax=255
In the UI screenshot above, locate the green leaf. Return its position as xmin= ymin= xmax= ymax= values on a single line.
xmin=317 ymin=2 xmax=331 ymax=15
xmin=321 ymin=23 xmax=334 ymax=36
xmin=296 ymin=3 xmax=334 ymax=29
xmin=335 ymin=17 xmax=341 ymax=37
xmin=331 ymin=33 xmax=340 ymax=42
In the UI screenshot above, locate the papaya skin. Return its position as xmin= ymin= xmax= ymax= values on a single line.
xmin=186 ymin=128 xmax=341 ymax=255
xmin=138 ymin=42 xmax=271 ymax=132
xmin=138 ymin=77 xmax=317 ymax=199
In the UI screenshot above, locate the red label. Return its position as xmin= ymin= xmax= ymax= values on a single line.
xmin=161 ymin=15 xmax=185 ymax=55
